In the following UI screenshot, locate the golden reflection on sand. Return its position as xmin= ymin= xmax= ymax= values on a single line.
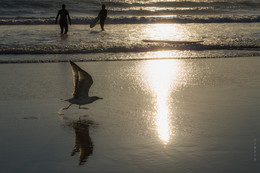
xmin=141 ymin=59 xmax=182 ymax=144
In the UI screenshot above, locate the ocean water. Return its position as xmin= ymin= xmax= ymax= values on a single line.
xmin=0 ymin=0 xmax=260 ymax=62
xmin=1 ymin=0 xmax=260 ymax=19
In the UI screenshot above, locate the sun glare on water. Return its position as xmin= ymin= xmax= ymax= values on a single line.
xmin=144 ymin=24 xmax=183 ymax=40
xmin=140 ymin=23 xmax=190 ymax=59
xmin=138 ymin=24 xmax=184 ymax=144
xmin=137 ymin=23 xmax=186 ymax=144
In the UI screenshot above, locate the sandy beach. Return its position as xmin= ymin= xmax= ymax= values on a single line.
xmin=0 ymin=57 xmax=259 ymax=172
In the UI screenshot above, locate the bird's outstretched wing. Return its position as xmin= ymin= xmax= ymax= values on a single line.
xmin=70 ymin=61 xmax=93 ymax=98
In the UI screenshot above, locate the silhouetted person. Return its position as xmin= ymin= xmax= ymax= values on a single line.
xmin=99 ymin=4 xmax=107 ymax=31
xmin=56 ymin=4 xmax=71 ymax=34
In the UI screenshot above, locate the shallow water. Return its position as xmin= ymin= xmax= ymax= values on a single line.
xmin=0 ymin=57 xmax=259 ymax=172
xmin=0 ymin=23 xmax=259 ymax=61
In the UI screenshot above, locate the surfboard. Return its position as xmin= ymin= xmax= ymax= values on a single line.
xmin=90 ymin=16 xmax=100 ymax=28
xmin=142 ymin=40 xmax=203 ymax=44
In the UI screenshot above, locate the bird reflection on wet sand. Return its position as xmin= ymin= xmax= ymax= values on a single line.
xmin=70 ymin=119 xmax=94 ymax=166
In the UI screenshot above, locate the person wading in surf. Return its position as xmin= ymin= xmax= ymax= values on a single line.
xmin=55 ymin=4 xmax=71 ymax=34
xmin=99 ymin=4 xmax=107 ymax=31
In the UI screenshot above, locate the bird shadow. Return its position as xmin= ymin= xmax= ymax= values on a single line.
xmin=60 ymin=116 xmax=97 ymax=166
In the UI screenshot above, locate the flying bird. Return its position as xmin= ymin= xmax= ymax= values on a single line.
xmin=62 ymin=61 xmax=102 ymax=110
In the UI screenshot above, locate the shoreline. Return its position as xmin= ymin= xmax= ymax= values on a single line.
xmin=0 ymin=55 xmax=259 ymax=64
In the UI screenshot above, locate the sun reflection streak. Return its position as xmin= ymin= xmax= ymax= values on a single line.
xmin=139 ymin=24 xmax=184 ymax=144
xmin=141 ymin=59 xmax=182 ymax=144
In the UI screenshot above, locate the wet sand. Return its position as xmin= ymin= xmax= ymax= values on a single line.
xmin=0 ymin=57 xmax=259 ymax=173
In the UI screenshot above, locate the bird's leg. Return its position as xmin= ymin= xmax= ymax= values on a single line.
xmin=79 ymin=105 xmax=88 ymax=109
xmin=62 ymin=104 xmax=73 ymax=110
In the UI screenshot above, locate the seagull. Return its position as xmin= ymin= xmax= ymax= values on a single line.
xmin=62 ymin=61 xmax=103 ymax=110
